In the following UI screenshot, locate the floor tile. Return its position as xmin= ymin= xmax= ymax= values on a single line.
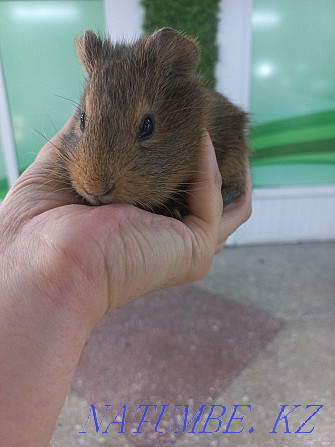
xmin=199 ymin=242 xmax=335 ymax=321
xmin=176 ymin=321 xmax=335 ymax=446
xmin=71 ymin=285 xmax=281 ymax=446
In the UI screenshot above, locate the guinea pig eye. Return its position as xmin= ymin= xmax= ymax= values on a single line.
xmin=80 ymin=111 xmax=86 ymax=132
xmin=137 ymin=115 xmax=154 ymax=141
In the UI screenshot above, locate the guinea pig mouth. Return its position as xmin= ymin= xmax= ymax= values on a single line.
xmin=85 ymin=195 xmax=109 ymax=206
xmin=77 ymin=185 xmax=116 ymax=206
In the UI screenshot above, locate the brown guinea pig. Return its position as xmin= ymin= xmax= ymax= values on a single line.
xmin=59 ymin=28 xmax=250 ymax=219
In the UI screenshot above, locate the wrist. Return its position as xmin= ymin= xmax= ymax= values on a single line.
xmin=0 ymin=253 xmax=95 ymax=446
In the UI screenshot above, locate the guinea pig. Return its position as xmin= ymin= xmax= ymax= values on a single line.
xmin=58 ymin=28 xmax=250 ymax=219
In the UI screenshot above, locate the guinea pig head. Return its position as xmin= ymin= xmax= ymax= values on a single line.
xmin=66 ymin=28 xmax=206 ymax=210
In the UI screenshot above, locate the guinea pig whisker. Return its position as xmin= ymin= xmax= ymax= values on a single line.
xmin=25 ymin=150 xmax=39 ymax=157
xmin=36 ymin=181 xmax=66 ymax=197
xmin=33 ymin=129 xmax=68 ymax=159
xmin=34 ymin=129 xmax=77 ymax=172
xmin=184 ymin=192 xmax=197 ymax=202
xmin=163 ymin=106 xmax=204 ymax=115
xmin=44 ymin=168 xmax=70 ymax=179
xmin=144 ymin=204 xmax=155 ymax=215
xmin=41 ymin=185 xmax=78 ymax=202
xmin=188 ymin=169 xmax=207 ymax=175
xmin=145 ymin=203 xmax=156 ymax=215
xmin=33 ymin=128 xmax=51 ymax=144
xmin=42 ymin=171 xmax=71 ymax=184
xmin=38 ymin=178 xmax=71 ymax=192
xmin=52 ymin=93 xmax=81 ymax=108
xmin=136 ymin=195 xmax=174 ymax=218
xmin=42 ymin=163 xmax=71 ymax=177
xmin=156 ymin=202 xmax=174 ymax=218
xmin=46 ymin=113 xmax=59 ymax=134
xmin=184 ymin=188 xmax=207 ymax=195
xmin=174 ymin=180 xmax=208 ymax=186
xmin=134 ymin=198 xmax=154 ymax=215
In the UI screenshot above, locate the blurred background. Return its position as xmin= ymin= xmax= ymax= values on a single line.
xmin=0 ymin=0 xmax=334 ymax=244
xmin=0 ymin=2 xmax=334 ymax=447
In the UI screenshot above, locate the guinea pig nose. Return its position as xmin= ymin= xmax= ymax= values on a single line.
xmin=83 ymin=185 xmax=114 ymax=197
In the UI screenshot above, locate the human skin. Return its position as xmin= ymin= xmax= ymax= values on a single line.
xmin=0 ymin=118 xmax=251 ymax=446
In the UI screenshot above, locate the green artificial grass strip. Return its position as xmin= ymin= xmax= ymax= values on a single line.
xmin=250 ymin=109 xmax=335 ymax=152
xmin=251 ymin=138 xmax=335 ymax=165
xmin=141 ymin=0 xmax=220 ymax=88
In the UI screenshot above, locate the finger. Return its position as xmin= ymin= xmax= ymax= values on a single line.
xmin=181 ymin=131 xmax=223 ymax=278
xmin=183 ymin=131 xmax=223 ymax=237
xmin=214 ymin=165 xmax=252 ymax=254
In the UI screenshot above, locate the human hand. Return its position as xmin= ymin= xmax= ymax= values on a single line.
xmin=0 ymin=117 xmax=251 ymax=446
xmin=1 ymin=117 xmax=251 ymax=323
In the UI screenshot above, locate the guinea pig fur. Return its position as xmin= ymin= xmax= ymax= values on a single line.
xmin=58 ymin=28 xmax=250 ymax=219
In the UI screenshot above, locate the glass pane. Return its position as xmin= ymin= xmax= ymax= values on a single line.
xmin=250 ymin=0 xmax=335 ymax=187
xmin=0 ymin=0 xmax=105 ymax=174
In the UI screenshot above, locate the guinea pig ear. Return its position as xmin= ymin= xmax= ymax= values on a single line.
xmin=149 ymin=28 xmax=199 ymax=74
xmin=75 ymin=30 xmax=103 ymax=75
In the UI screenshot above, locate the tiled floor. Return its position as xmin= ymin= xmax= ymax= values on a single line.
xmin=51 ymin=242 xmax=335 ymax=447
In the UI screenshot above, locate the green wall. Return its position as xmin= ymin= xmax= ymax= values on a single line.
xmin=1 ymin=0 xmax=334 ymax=199
xmin=0 ymin=0 xmax=105 ymax=198
xmin=250 ymin=0 xmax=335 ymax=187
